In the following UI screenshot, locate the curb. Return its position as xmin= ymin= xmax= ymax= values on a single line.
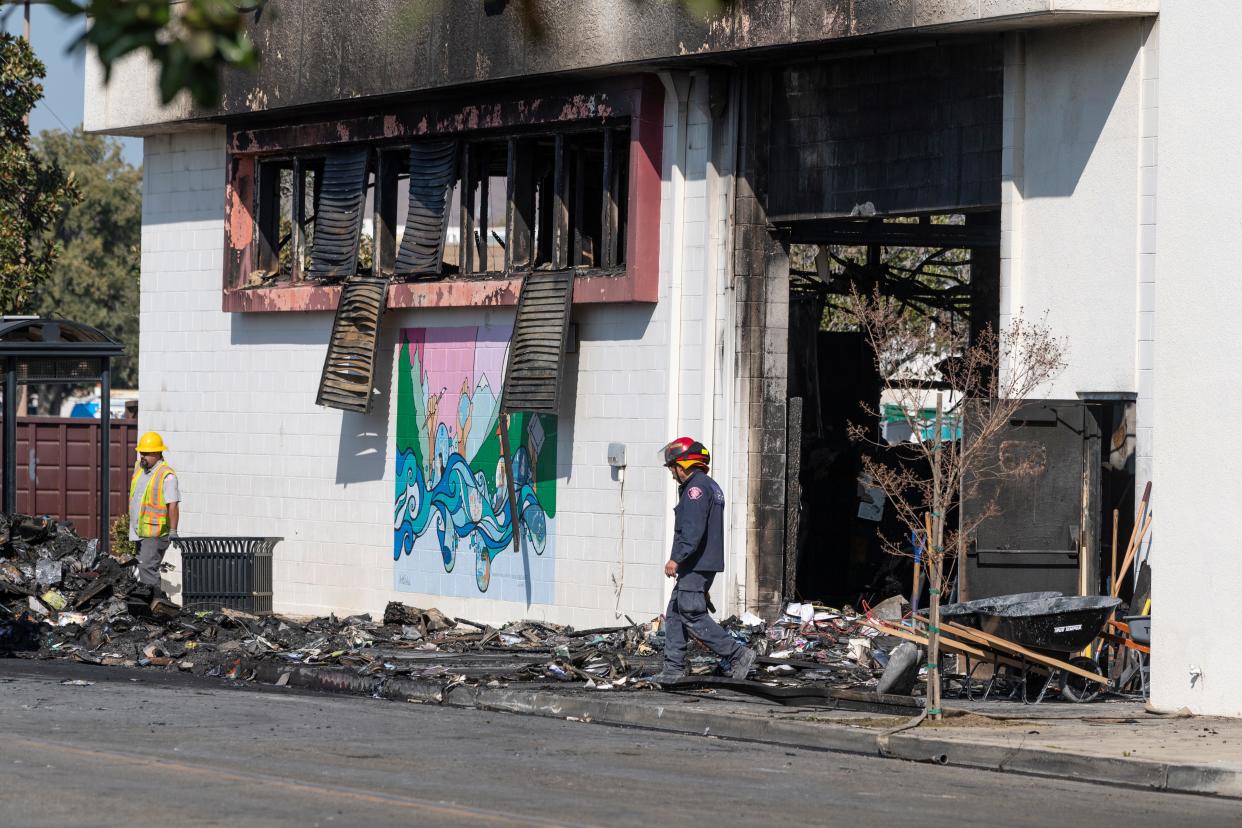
xmin=246 ymin=661 xmax=1242 ymax=800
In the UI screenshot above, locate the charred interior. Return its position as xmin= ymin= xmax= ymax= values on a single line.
xmin=738 ymin=39 xmax=1137 ymax=612
xmin=784 ymin=214 xmax=996 ymax=608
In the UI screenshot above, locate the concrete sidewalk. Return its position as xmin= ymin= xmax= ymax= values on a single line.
xmin=245 ymin=660 xmax=1242 ymax=799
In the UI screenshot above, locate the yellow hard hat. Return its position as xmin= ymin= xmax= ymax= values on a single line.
xmin=136 ymin=432 xmax=168 ymax=454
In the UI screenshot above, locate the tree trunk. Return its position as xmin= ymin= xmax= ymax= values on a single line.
xmin=927 ymin=393 xmax=944 ymax=721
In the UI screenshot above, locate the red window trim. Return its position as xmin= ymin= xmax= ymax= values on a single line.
xmin=222 ymin=75 xmax=663 ymax=313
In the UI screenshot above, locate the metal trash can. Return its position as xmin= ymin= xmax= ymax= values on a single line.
xmin=175 ymin=537 xmax=280 ymax=615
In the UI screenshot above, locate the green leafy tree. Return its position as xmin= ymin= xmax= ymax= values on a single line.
xmin=0 ymin=33 xmax=78 ymax=315
xmin=31 ymin=128 xmax=141 ymax=410
xmin=49 ymin=0 xmax=260 ymax=107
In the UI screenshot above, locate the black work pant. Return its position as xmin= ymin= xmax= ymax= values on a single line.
xmin=663 ymin=571 xmax=743 ymax=671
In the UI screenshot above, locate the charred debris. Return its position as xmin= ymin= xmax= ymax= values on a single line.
xmin=2 ymin=515 xmax=920 ymax=706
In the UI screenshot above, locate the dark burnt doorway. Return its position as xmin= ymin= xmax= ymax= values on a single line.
xmin=783 ymin=212 xmax=1001 ymax=608
xmin=751 ymin=40 xmax=1009 ymax=608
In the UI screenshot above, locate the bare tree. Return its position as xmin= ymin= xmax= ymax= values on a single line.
xmin=847 ymin=290 xmax=1067 ymax=719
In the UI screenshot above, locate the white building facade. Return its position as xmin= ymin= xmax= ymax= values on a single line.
xmin=87 ymin=1 xmax=1240 ymax=715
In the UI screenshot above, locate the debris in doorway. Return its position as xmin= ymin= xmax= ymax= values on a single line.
xmin=869 ymin=595 xmax=908 ymax=621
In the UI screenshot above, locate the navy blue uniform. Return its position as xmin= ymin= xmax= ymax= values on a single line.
xmin=663 ymin=468 xmax=744 ymax=672
xmin=670 ymin=468 xmax=725 ymax=574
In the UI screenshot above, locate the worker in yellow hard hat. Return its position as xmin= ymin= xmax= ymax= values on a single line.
xmin=128 ymin=432 xmax=180 ymax=602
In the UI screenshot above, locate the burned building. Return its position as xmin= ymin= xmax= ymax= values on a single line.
xmin=83 ymin=1 xmax=1229 ymax=714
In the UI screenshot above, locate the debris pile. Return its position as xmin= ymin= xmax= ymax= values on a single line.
xmin=755 ymin=601 xmax=901 ymax=672
xmin=0 ymin=513 xmax=149 ymax=654
xmin=3 ymin=515 xmax=908 ymax=699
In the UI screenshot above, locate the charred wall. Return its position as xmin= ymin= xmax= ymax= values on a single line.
xmin=768 ymin=41 xmax=1004 ymax=220
xmin=734 ymin=67 xmax=789 ymax=618
xmin=91 ymin=0 xmax=1118 ymax=133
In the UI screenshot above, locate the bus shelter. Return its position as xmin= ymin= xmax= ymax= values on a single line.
xmin=0 ymin=317 xmax=125 ymax=553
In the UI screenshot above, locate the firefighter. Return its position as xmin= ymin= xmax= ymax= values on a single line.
xmin=653 ymin=437 xmax=757 ymax=684
xmin=128 ymin=431 xmax=180 ymax=601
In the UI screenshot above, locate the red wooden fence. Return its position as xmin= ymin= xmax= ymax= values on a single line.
xmin=0 ymin=417 xmax=138 ymax=540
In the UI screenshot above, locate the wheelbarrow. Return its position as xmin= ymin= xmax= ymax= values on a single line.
xmin=938 ymin=591 xmax=1063 ymax=629
xmin=976 ymin=595 xmax=1122 ymax=703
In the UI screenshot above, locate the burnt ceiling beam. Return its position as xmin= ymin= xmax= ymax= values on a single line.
xmin=780 ymin=218 xmax=1001 ymax=248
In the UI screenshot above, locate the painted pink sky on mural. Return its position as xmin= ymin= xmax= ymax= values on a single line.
xmin=402 ymin=325 xmax=509 ymax=441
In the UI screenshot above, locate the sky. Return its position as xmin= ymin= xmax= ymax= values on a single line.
xmin=3 ymin=3 xmax=142 ymax=166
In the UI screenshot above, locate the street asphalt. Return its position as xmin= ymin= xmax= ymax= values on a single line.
xmin=1 ymin=660 xmax=1237 ymax=827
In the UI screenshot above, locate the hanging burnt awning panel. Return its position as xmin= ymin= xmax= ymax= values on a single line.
xmin=501 ymin=270 xmax=574 ymax=415
xmin=308 ymin=148 xmax=370 ymax=280
xmin=394 ymin=139 xmax=458 ymax=277
xmin=316 ymin=276 xmax=389 ymax=413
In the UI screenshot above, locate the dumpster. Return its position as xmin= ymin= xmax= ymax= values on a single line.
xmin=174 ymin=537 xmax=279 ymax=615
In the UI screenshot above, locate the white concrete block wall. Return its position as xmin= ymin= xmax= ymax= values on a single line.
xmin=1135 ymin=18 xmax=1158 ymax=496
xmin=1152 ymin=0 xmax=1242 ymax=717
xmin=653 ymin=71 xmax=748 ymax=617
xmin=999 ymin=34 xmax=1025 ymax=341
xmin=1002 ymin=20 xmax=1146 ymax=398
xmin=660 ymin=72 xmax=747 ymax=614
xmin=554 ymin=300 xmax=675 ymax=625
xmin=709 ymin=82 xmax=746 ymax=615
xmin=140 ymin=71 xmax=738 ymax=627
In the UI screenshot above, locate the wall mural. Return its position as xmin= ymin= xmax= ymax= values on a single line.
xmin=393 ymin=325 xmax=557 ymax=603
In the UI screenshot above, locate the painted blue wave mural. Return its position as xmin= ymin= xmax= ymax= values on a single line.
xmin=393 ymin=447 xmax=547 ymax=592
xmin=394 ymin=325 xmax=556 ymax=600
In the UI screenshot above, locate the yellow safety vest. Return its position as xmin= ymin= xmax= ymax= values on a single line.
xmin=129 ymin=460 xmax=176 ymax=538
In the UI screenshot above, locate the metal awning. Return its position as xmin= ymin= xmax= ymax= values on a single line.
xmin=0 ymin=316 xmax=122 ymax=354
xmin=0 ymin=317 xmax=125 ymax=551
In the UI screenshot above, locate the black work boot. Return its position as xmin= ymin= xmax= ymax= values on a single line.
xmin=127 ymin=583 xmax=155 ymax=604
xmin=729 ymin=647 xmax=758 ymax=680
xmin=650 ymin=665 xmax=687 ymax=686
xmin=125 ymin=584 xmax=156 ymax=618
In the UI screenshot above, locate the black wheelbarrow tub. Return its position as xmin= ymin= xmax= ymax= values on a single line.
xmin=977 ymin=595 xmax=1123 ymax=654
xmin=937 ymin=591 xmax=1063 ymax=629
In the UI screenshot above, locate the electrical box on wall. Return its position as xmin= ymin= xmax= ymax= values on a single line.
xmin=607 ymin=443 xmax=626 ymax=468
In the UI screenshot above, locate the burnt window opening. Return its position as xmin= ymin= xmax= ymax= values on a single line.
xmin=255 ymin=159 xmax=292 ymax=280
xmin=523 ymin=135 xmax=559 ymax=270
xmin=507 ymin=127 xmax=629 ymax=275
xmin=299 ymin=162 xmax=321 ymax=275
xmin=567 ymin=131 xmax=606 ymax=269
xmin=248 ymin=123 xmax=630 ymax=287
xmin=358 ymin=168 xmax=377 ymax=275
xmin=371 ymin=150 xmax=401 ymax=276
xmin=255 ymin=155 xmax=344 ymax=284
xmin=451 ymin=139 xmax=509 ymax=276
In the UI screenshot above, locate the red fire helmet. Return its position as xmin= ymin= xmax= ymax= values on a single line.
xmin=659 ymin=437 xmax=710 ymax=470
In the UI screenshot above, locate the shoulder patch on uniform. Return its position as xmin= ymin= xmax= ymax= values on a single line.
xmin=688 ymin=486 xmax=703 ymax=500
